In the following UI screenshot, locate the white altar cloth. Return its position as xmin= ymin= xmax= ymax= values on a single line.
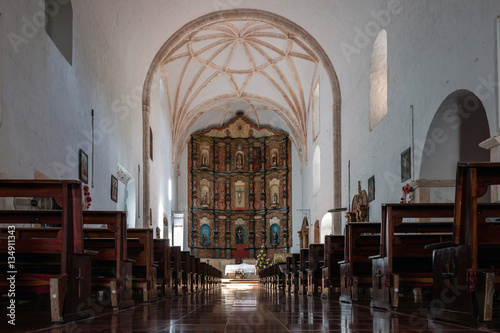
xmin=224 ymin=263 xmax=256 ymax=275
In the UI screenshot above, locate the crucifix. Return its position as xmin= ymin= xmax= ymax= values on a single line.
xmin=236 ymin=188 xmax=244 ymax=204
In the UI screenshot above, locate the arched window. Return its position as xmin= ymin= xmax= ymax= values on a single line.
xmin=369 ymin=30 xmax=387 ymax=131
xmin=45 ymin=0 xmax=73 ymax=64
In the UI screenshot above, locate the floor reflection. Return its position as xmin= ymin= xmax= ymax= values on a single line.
xmin=5 ymin=284 xmax=496 ymax=332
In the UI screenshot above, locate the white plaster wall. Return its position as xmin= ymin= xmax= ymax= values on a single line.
xmin=302 ymin=65 xmax=335 ymax=243
xmin=0 ymin=1 xmax=144 ymax=217
xmin=148 ymin=74 xmax=176 ymax=237
xmin=336 ymin=0 xmax=500 ymax=225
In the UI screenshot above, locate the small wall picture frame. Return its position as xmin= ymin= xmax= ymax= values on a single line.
xmin=368 ymin=175 xmax=375 ymax=202
xmin=111 ymin=175 xmax=118 ymax=202
xmin=401 ymin=148 xmax=411 ymax=182
xmin=79 ymin=149 xmax=88 ymax=184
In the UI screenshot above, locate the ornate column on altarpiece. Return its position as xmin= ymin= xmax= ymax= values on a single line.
xmin=248 ymin=217 xmax=255 ymax=258
xmin=214 ymin=218 xmax=220 ymax=259
xmin=225 ymin=218 xmax=231 ymax=258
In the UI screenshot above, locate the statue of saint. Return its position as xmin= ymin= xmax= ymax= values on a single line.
xmin=272 ymin=231 xmax=278 ymax=244
xmin=236 ymin=152 xmax=243 ymax=168
xmin=236 ymin=229 xmax=243 ymax=244
xmin=202 ymin=233 xmax=208 ymax=244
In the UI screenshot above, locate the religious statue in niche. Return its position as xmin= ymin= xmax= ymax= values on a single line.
xmin=201 ymin=185 xmax=209 ymax=206
xmin=270 ymin=184 xmax=279 ymax=206
xmin=351 ymin=181 xmax=369 ymax=222
xmin=270 ymin=224 xmax=279 ymax=245
xmin=235 ymin=151 xmax=244 ymax=169
xmin=271 ymin=149 xmax=278 ymax=167
xmin=236 ymin=226 xmax=245 ymax=244
xmin=201 ymin=224 xmax=210 ymax=245
xmin=201 ymin=149 xmax=209 ymax=168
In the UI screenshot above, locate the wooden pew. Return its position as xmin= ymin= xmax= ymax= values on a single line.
xmin=200 ymin=262 xmax=208 ymax=292
xmin=82 ymin=211 xmax=135 ymax=310
xmin=127 ymin=228 xmax=158 ymax=302
xmin=321 ymin=235 xmax=344 ymax=298
xmin=290 ymin=253 xmax=300 ymax=294
xmin=154 ymin=239 xmax=172 ymax=298
xmin=298 ymin=248 xmax=309 ymax=295
xmin=195 ymin=257 xmax=202 ymax=292
xmin=275 ymin=261 xmax=287 ymax=290
xmin=307 ymin=244 xmax=324 ymax=296
xmin=285 ymin=256 xmax=293 ymax=293
xmin=190 ymin=255 xmax=198 ymax=293
xmin=339 ymin=222 xmax=380 ymax=303
xmin=427 ymin=162 xmax=500 ymax=326
xmin=370 ymin=203 xmax=455 ymax=310
xmin=181 ymin=251 xmax=192 ymax=294
xmin=170 ymin=246 xmax=181 ymax=296
xmin=0 ymin=180 xmax=92 ymax=323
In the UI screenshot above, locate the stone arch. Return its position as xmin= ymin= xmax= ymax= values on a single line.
xmin=419 ymin=90 xmax=490 ymax=201
xmin=141 ymin=9 xmax=342 ymax=228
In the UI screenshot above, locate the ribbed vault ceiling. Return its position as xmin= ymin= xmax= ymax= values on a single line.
xmin=158 ymin=19 xmax=324 ymax=165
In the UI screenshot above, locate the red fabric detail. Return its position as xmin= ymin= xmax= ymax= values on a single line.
xmin=385 ymin=273 xmax=391 ymax=288
xmin=467 ymin=269 xmax=476 ymax=293
xmin=232 ymin=244 xmax=248 ymax=258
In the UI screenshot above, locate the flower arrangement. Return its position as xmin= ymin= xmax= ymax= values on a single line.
xmin=236 ymin=272 xmax=247 ymax=279
xmin=400 ymin=184 xmax=414 ymax=203
xmin=255 ymin=247 xmax=270 ymax=272
xmin=82 ymin=185 xmax=92 ymax=209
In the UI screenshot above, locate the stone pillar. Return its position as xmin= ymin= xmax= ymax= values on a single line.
xmin=142 ymin=104 xmax=151 ymax=228
xmin=332 ymin=102 xmax=342 ymax=234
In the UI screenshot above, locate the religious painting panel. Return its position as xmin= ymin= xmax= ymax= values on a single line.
xmin=401 ymin=147 xmax=411 ymax=182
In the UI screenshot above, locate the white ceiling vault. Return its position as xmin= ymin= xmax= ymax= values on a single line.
xmin=143 ymin=9 xmax=341 ymax=171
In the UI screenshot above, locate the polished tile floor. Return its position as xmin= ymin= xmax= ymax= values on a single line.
xmin=2 ymin=285 xmax=500 ymax=332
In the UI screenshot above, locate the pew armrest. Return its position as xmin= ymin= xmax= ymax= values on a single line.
xmin=424 ymin=240 xmax=454 ymax=250
xmin=368 ymin=254 xmax=384 ymax=260
xmin=83 ymin=249 xmax=99 ymax=255
xmin=125 ymin=258 xmax=136 ymax=263
xmin=338 ymin=260 xmax=347 ymax=264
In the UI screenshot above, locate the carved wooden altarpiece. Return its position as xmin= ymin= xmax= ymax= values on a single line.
xmin=188 ymin=113 xmax=292 ymax=259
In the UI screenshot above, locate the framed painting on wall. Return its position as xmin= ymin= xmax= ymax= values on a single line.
xmin=401 ymin=148 xmax=411 ymax=182
xmin=111 ymin=175 xmax=118 ymax=202
xmin=79 ymin=149 xmax=88 ymax=184
xmin=368 ymin=175 xmax=375 ymax=202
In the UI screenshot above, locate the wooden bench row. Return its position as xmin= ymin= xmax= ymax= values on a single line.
xmin=260 ymin=162 xmax=500 ymax=327
xmin=0 ymin=180 xmax=221 ymax=324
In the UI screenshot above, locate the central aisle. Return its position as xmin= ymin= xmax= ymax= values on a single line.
xmin=20 ymin=284 xmax=496 ymax=332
